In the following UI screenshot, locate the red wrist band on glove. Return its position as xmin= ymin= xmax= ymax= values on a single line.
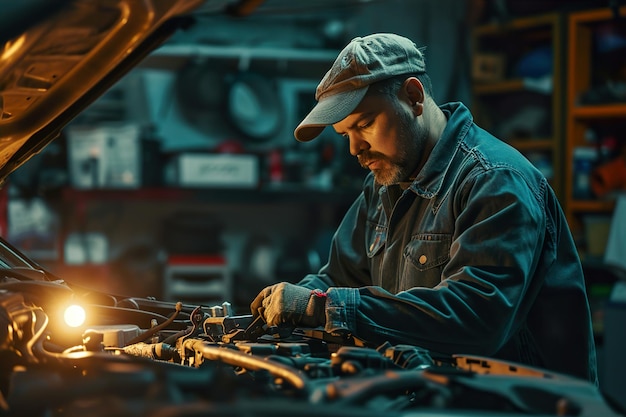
xmin=311 ymin=289 xmax=327 ymax=298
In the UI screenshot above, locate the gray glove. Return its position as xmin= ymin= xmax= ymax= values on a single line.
xmin=250 ymin=282 xmax=326 ymax=328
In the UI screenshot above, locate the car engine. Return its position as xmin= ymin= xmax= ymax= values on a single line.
xmin=0 ymin=276 xmax=622 ymax=417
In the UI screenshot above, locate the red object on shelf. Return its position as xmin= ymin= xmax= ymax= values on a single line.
xmin=268 ymin=149 xmax=284 ymax=183
xmin=591 ymin=156 xmax=626 ymax=198
xmin=163 ymin=254 xmax=232 ymax=304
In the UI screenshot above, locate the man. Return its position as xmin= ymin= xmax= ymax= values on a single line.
xmin=250 ymin=33 xmax=597 ymax=383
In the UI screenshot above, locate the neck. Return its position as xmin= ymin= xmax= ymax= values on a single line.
xmin=425 ymin=99 xmax=447 ymax=141
xmin=410 ymin=99 xmax=446 ymax=176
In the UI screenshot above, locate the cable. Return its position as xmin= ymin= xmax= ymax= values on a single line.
xmin=182 ymin=338 xmax=310 ymax=394
xmin=123 ymin=301 xmax=183 ymax=346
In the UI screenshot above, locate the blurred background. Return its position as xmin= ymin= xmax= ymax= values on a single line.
xmin=4 ymin=0 xmax=482 ymax=304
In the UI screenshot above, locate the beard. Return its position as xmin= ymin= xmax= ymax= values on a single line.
xmin=357 ymin=109 xmax=425 ymax=186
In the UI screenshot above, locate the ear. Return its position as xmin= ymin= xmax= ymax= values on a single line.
xmin=402 ymin=77 xmax=425 ymax=115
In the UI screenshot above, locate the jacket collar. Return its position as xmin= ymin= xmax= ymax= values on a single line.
xmin=407 ymin=101 xmax=473 ymax=198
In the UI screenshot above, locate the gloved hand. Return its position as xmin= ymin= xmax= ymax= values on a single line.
xmin=250 ymin=282 xmax=326 ymax=328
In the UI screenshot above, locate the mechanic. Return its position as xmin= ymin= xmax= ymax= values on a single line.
xmin=250 ymin=33 xmax=598 ymax=384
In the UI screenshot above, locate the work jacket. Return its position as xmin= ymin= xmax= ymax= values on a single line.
xmin=298 ymin=102 xmax=598 ymax=383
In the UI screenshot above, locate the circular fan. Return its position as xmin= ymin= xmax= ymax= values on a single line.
xmin=226 ymin=71 xmax=284 ymax=142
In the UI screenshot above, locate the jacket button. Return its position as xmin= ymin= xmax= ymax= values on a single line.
xmin=419 ymin=255 xmax=427 ymax=264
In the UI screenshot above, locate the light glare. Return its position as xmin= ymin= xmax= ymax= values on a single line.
xmin=64 ymin=305 xmax=86 ymax=328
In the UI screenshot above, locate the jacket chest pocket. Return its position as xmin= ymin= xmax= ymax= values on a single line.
xmin=403 ymin=233 xmax=451 ymax=272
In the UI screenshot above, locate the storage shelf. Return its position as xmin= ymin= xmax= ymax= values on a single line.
xmin=564 ymin=5 xmax=626 ymax=258
xmin=571 ymin=103 xmax=626 ymax=119
xmin=471 ymin=12 xmax=564 ymax=200
xmin=568 ymin=199 xmax=616 ymax=213
xmin=141 ymin=43 xmax=339 ymax=70
xmin=61 ymin=185 xmax=361 ymax=205
xmin=151 ymin=43 xmax=339 ymax=61
xmin=473 ymin=79 xmax=527 ymax=95
xmin=472 ymin=13 xmax=558 ymax=35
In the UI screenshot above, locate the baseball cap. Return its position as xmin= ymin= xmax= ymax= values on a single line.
xmin=294 ymin=33 xmax=426 ymax=142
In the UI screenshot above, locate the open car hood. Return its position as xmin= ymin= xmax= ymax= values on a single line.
xmin=0 ymin=0 xmax=230 ymax=186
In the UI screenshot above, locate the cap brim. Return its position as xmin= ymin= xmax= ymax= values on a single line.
xmin=294 ymin=86 xmax=369 ymax=142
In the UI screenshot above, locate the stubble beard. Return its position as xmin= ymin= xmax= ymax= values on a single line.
xmin=359 ymin=112 xmax=424 ymax=186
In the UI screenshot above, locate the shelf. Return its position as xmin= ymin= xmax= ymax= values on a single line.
xmin=474 ymin=77 xmax=553 ymax=96
xmin=470 ymin=12 xmax=564 ymax=200
xmin=564 ymin=5 xmax=626 ymax=258
xmin=61 ymin=185 xmax=361 ymax=205
xmin=141 ymin=43 xmax=339 ymax=71
xmin=472 ymin=13 xmax=559 ymax=36
xmin=473 ymin=79 xmax=526 ymax=95
xmin=568 ymin=199 xmax=616 ymax=213
xmin=571 ymin=103 xmax=626 ymax=119
xmin=569 ymin=5 xmax=626 ymax=24
xmin=152 ymin=44 xmax=339 ymax=61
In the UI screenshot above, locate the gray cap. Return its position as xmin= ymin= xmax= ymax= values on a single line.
xmin=294 ymin=33 xmax=426 ymax=142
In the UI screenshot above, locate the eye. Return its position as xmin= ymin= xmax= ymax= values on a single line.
xmin=358 ymin=119 xmax=373 ymax=129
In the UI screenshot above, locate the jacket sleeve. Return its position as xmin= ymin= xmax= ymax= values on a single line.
xmin=320 ymin=169 xmax=549 ymax=357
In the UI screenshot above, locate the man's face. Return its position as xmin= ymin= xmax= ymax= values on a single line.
xmin=333 ymin=93 xmax=425 ymax=186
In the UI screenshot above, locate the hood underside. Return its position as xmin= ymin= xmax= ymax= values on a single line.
xmin=0 ymin=0 xmax=227 ymax=185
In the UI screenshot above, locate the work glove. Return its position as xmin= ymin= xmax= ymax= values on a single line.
xmin=250 ymin=282 xmax=326 ymax=328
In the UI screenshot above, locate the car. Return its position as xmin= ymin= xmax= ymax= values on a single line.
xmin=0 ymin=1 xmax=623 ymax=416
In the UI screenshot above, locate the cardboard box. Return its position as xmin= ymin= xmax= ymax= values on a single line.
xmin=472 ymin=53 xmax=505 ymax=82
xmin=174 ymin=153 xmax=258 ymax=188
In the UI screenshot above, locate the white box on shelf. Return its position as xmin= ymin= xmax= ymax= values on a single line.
xmin=67 ymin=123 xmax=141 ymax=189
xmin=175 ymin=153 xmax=258 ymax=188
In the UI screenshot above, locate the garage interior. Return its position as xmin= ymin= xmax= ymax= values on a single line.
xmin=2 ymin=0 xmax=625 ymax=406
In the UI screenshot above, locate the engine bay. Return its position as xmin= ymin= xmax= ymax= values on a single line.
xmin=1 ymin=277 xmax=622 ymax=417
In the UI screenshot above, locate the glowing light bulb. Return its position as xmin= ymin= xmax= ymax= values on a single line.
xmin=64 ymin=304 xmax=86 ymax=328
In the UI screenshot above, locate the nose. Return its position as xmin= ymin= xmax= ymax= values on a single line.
xmin=349 ymin=134 xmax=369 ymax=156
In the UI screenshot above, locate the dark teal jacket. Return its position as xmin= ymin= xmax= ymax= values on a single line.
xmin=299 ymin=102 xmax=598 ymax=383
